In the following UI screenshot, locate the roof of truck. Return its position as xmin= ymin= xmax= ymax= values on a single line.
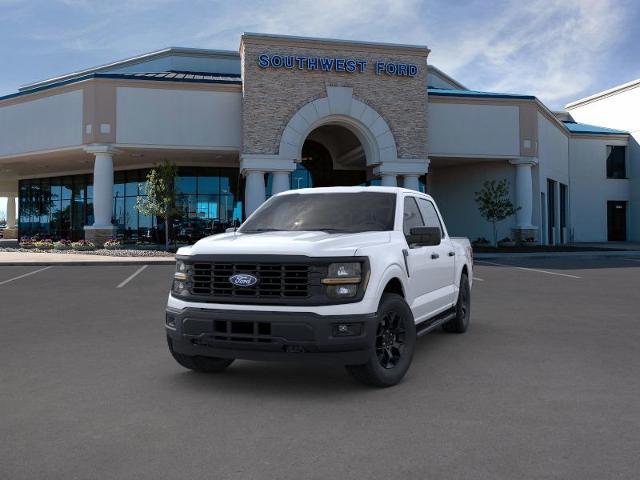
xmin=277 ymin=186 xmax=432 ymax=197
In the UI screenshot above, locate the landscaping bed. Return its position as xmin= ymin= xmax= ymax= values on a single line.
xmin=0 ymin=247 xmax=174 ymax=257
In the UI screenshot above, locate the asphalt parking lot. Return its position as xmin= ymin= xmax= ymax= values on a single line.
xmin=1 ymin=257 xmax=640 ymax=479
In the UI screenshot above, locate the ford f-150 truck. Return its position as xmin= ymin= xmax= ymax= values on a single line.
xmin=166 ymin=186 xmax=473 ymax=387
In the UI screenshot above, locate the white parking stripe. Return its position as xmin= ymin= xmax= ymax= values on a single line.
xmin=117 ymin=265 xmax=148 ymax=289
xmin=0 ymin=266 xmax=52 ymax=286
xmin=624 ymin=258 xmax=640 ymax=262
xmin=476 ymin=260 xmax=581 ymax=279
xmin=473 ymin=277 xmax=485 ymax=282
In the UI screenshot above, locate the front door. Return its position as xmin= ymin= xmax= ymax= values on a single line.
xmin=607 ymin=201 xmax=627 ymax=241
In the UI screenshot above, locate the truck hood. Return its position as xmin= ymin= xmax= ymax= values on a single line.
xmin=180 ymin=231 xmax=392 ymax=257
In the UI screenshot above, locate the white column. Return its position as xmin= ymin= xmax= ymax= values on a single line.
xmin=509 ymin=158 xmax=537 ymax=229
xmin=91 ymin=151 xmax=115 ymax=227
xmin=244 ymin=170 xmax=266 ymax=216
xmin=271 ymin=171 xmax=290 ymax=195
xmin=402 ymin=174 xmax=420 ymax=191
xmin=6 ymin=195 xmax=16 ymax=229
xmin=380 ymin=174 xmax=397 ymax=187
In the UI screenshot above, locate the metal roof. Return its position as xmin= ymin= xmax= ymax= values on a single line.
xmin=428 ymin=87 xmax=535 ymax=100
xmin=0 ymin=71 xmax=242 ymax=103
xmin=562 ymin=121 xmax=628 ymax=135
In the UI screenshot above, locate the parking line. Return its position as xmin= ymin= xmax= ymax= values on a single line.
xmin=473 ymin=277 xmax=485 ymax=282
xmin=476 ymin=260 xmax=581 ymax=279
xmin=0 ymin=266 xmax=52 ymax=286
xmin=117 ymin=265 xmax=148 ymax=289
xmin=624 ymin=258 xmax=640 ymax=263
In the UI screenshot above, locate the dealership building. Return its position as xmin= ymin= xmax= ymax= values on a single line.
xmin=0 ymin=33 xmax=637 ymax=245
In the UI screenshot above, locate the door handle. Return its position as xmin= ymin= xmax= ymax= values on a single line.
xmin=448 ymin=251 xmax=455 ymax=256
xmin=431 ymin=253 xmax=439 ymax=260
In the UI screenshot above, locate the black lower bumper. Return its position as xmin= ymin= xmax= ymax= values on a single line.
xmin=166 ymin=307 xmax=378 ymax=365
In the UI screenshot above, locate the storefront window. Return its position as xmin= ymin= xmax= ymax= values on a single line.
xmin=18 ymin=167 xmax=242 ymax=244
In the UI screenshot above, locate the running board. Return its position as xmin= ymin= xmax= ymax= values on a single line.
xmin=416 ymin=309 xmax=456 ymax=337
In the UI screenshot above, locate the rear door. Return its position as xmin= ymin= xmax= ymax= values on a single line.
xmin=416 ymin=197 xmax=457 ymax=308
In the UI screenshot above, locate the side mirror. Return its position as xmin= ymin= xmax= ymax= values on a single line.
xmin=407 ymin=226 xmax=441 ymax=247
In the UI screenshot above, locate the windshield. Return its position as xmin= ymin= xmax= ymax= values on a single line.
xmin=239 ymin=192 xmax=396 ymax=234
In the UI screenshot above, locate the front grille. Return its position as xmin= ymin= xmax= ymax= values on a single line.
xmin=190 ymin=263 xmax=310 ymax=299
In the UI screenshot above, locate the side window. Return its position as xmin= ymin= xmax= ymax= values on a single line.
xmin=417 ymin=198 xmax=443 ymax=236
xmin=403 ymin=197 xmax=425 ymax=235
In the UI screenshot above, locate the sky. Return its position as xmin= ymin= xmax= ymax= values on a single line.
xmin=0 ymin=0 xmax=638 ymax=218
xmin=0 ymin=0 xmax=639 ymax=104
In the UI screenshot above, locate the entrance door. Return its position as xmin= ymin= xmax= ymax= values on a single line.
xmin=607 ymin=201 xmax=627 ymax=241
xmin=547 ymin=179 xmax=556 ymax=245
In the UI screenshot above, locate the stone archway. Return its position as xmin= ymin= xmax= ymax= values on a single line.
xmin=278 ymin=86 xmax=398 ymax=167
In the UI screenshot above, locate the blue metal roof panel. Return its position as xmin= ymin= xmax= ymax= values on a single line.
xmin=562 ymin=121 xmax=628 ymax=135
xmin=0 ymin=71 xmax=242 ymax=102
xmin=428 ymin=87 xmax=536 ymax=100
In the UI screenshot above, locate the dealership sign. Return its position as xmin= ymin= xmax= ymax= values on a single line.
xmin=258 ymin=53 xmax=418 ymax=77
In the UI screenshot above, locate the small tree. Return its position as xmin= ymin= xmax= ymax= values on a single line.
xmin=136 ymin=161 xmax=178 ymax=250
xmin=474 ymin=179 xmax=519 ymax=246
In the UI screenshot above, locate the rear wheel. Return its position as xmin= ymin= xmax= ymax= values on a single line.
xmin=167 ymin=336 xmax=234 ymax=373
xmin=443 ymin=273 xmax=470 ymax=333
xmin=346 ymin=293 xmax=416 ymax=387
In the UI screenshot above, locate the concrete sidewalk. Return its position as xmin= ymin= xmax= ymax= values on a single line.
xmin=0 ymin=251 xmax=175 ymax=266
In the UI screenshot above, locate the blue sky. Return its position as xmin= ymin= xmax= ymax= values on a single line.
xmin=1 ymin=0 xmax=639 ymax=109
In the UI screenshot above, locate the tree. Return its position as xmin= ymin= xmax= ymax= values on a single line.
xmin=136 ymin=161 xmax=178 ymax=250
xmin=474 ymin=179 xmax=520 ymax=246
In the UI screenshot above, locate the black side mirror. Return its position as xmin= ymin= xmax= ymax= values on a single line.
xmin=407 ymin=226 xmax=441 ymax=247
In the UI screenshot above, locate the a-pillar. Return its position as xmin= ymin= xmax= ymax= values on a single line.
xmin=509 ymin=157 xmax=538 ymax=242
xmin=84 ymin=145 xmax=118 ymax=245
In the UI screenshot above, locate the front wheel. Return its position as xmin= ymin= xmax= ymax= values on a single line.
xmin=346 ymin=293 xmax=416 ymax=388
xmin=443 ymin=273 xmax=471 ymax=333
xmin=167 ymin=336 xmax=234 ymax=373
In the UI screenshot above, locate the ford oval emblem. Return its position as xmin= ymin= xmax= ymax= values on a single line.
xmin=229 ymin=273 xmax=259 ymax=287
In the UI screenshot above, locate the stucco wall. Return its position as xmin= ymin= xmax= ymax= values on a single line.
xmin=427 ymin=102 xmax=520 ymax=157
xmin=241 ymin=36 xmax=428 ymax=159
xmin=0 ymin=90 xmax=83 ymax=156
xmin=116 ymin=87 xmax=242 ymax=148
xmin=429 ymin=161 xmax=517 ymax=242
xmin=568 ymin=86 xmax=639 ymax=241
xmin=569 ymin=136 xmax=630 ymax=242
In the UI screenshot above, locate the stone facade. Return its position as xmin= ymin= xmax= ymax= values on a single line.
xmin=240 ymin=34 xmax=429 ymax=161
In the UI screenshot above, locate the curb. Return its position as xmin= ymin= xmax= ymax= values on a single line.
xmin=0 ymin=259 xmax=176 ymax=266
xmin=474 ymin=251 xmax=640 ymax=260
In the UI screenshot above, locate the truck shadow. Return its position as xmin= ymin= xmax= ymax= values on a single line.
xmin=164 ymin=330 xmax=458 ymax=397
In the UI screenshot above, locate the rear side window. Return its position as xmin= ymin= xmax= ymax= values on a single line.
xmin=403 ymin=197 xmax=425 ymax=235
xmin=417 ymin=198 xmax=443 ymax=235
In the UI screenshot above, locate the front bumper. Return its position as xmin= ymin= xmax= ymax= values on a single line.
xmin=166 ymin=307 xmax=378 ymax=365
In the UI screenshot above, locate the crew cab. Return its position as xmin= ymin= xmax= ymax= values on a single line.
xmin=166 ymin=187 xmax=473 ymax=387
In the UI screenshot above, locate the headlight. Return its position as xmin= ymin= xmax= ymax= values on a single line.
xmin=322 ymin=262 xmax=363 ymax=298
xmin=172 ymin=260 xmax=191 ymax=295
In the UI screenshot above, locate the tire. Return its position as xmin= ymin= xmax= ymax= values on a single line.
xmin=167 ymin=336 xmax=234 ymax=373
xmin=346 ymin=293 xmax=416 ymax=388
xmin=443 ymin=273 xmax=471 ymax=333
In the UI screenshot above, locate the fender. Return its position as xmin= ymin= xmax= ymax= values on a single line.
xmin=368 ymin=262 xmax=410 ymax=307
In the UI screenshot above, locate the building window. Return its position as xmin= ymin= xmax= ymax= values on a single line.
xmin=606 ymin=146 xmax=626 ymax=179
xmin=18 ymin=167 xmax=242 ymax=244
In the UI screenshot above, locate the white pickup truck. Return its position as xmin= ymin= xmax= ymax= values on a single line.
xmin=166 ymin=187 xmax=473 ymax=387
